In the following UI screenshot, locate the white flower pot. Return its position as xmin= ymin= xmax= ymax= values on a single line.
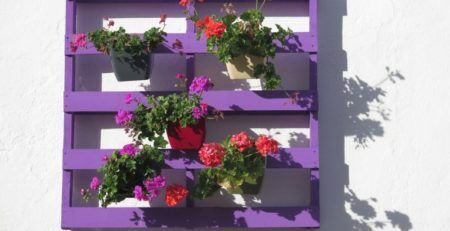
xmin=225 ymin=55 xmax=266 ymax=79
xmin=100 ymin=198 xmax=151 ymax=208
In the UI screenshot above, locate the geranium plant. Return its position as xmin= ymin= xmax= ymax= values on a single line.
xmin=193 ymin=132 xmax=279 ymax=199
xmin=181 ymin=0 xmax=293 ymax=90
xmin=81 ymin=143 xmax=189 ymax=207
xmin=87 ymin=19 xmax=167 ymax=81
xmin=123 ymin=75 xmax=222 ymax=149
xmin=88 ymin=20 xmax=167 ymax=56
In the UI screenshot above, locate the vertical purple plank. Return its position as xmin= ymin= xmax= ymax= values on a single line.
xmin=309 ymin=54 xmax=318 ymax=91
xmin=186 ymin=2 xmax=196 ymax=35
xmin=64 ymin=0 xmax=76 ymax=92
xmin=310 ymin=169 xmax=320 ymax=223
xmin=62 ymin=115 xmax=74 ymax=206
xmin=309 ymin=0 xmax=318 ymax=44
xmin=185 ymin=170 xmax=195 ymax=207
xmin=310 ymin=112 xmax=318 ymax=148
xmin=62 ymin=1 xmax=76 ymax=228
xmin=185 ymin=54 xmax=195 ymax=89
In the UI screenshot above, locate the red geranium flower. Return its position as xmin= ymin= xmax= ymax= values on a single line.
xmin=199 ymin=143 xmax=226 ymax=167
xmin=165 ymin=184 xmax=188 ymax=207
xmin=179 ymin=0 xmax=189 ymax=7
xmin=204 ymin=17 xmax=226 ymax=38
xmin=195 ymin=18 xmax=206 ymax=29
xmin=255 ymin=135 xmax=279 ymax=156
xmin=230 ymin=132 xmax=254 ymax=152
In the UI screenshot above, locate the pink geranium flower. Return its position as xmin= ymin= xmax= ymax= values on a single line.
xmin=198 ymin=143 xmax=226 ymax=167
xmin=124 ymin=94 xmax=133 ymax=104
xmin=133 ymin=185 xmax=149 ymax=201
xmin=144 ymin=175 xmax=166 ymax=201
xmin=115 ymin=110 xmax=133 ymax=126
xmin=189 ymin=76 xmax=214 ymax=94
xmin=192 ymin=106 xmax=202 ymax=119
xmin=176 ymin=73 xmax=186 ymax=79
xmin=70 ymin=33 xmax=87 ymax=52
xmin=119 ymin=144 xmax=140 ymax=156
xmin=255 ymin=135 xmax=279 ymax=156
xmin=90 ymin=177 xmax=100 ymax=190
xmin=230 ymin=132 xmax=254 ymax=152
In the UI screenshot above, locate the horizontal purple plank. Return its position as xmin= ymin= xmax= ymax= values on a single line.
xmin=66 ymin=32 xmax=316 ymax=55
xmin=77 ymin=0 xmax=308 ymax=2
xmin=64 ymin=147 xmax=318 ymax=170
xmin=64 ymin=90 xmax=317 ymax=113
xmin=61 ymin=206 xmax=319 ymax=229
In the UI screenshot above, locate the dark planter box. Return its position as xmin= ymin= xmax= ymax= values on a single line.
xmin=110 ymin=50 xmax=151 ymax=82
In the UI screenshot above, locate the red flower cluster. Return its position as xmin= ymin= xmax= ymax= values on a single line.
xmin=199 ymin=143 xmax=226 ymax=167
xmin=230 ymin=132 xmax=254 ymax=152
xmin=255 ymin=135 xmax=279 ymax=156
xmin=179 ymin=0 xmax=204 ymax=7
xmin=179 ymin=0 xmax=190 ymax=7
xmin=165 ymin=184 xmax=189 ymax=207
xmin=196 ymin=16 xmax=226 ymax=39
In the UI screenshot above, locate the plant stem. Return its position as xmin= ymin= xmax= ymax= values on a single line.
xmin=245 ymin=152 xmax=259 ymax=158
xmin=259 ymin=0 xmax=267 ymax=11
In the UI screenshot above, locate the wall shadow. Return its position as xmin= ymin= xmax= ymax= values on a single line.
xmin=318 ymin=0 xmax=410 ymax=231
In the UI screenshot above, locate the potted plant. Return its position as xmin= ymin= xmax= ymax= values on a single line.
xmin=192 ymin=132 xmax=279 ymax=199
xmin=181 ymin=0 xmax=293 ymax=90
xmin=123 ymin=75 xmax=222 ymax=150
xmin=81 ymin=143 xmax=189 ymax=207
xmin=87 ymin=19 xmax=167 ymax=82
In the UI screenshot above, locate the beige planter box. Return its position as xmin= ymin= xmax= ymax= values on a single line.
xmin=225 ymin=55 xmax=266 ymax=79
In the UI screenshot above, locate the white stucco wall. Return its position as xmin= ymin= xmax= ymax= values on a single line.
xmin=0 ymin=0 xmax=449 ymax=230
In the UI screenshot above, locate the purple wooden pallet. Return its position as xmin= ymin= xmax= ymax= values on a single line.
xmin=62 ymin=0 xmax=318 ymax=229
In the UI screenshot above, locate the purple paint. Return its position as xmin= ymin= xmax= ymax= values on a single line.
xmin=63 ymin=147 xmax=319 ymax=170
xmin=64 ymin=90 xmax=317 ymax=112
xmin=62 ymin=0 xmax=319 ymax=228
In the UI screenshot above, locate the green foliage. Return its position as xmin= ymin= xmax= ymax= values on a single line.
xmin=128 ymin=93 xmax=202 ymax=145
xmin=88 ymin=26 xmax=167 ymax=56
xmin=192 ymin=136 xmax=266 ymax=199
xmin=192 ymin=168 xmax=221 ymax=200
xmin=196 ymin=9 xmax=293 ymax=90
xmin=97 ymin=145 xmax=164 ymax=207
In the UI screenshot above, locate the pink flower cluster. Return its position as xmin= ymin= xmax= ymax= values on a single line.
xmin=189 ymin=76 xmax=214 ymax=94
xmin=255 ymin=135 xmax=279 ymax=156
xmin=192 ymin=103 xmax=208 ymax=119
xmin=115 ymin=110 xmax=133 ymax=126
xmin=124 ymin=94 xmax=133 ymax=104
xmin=230 ymin=132 xmax=254 ymax=152
xmin=90 ymin=177 xmax=101 ymax=190
xmin=134 ymin=175 xmax=167 ymax=201
xmin=119 ymin=144 xmax=140 ymax=156
xmin=176 ymin=73 xmax=185 ymax=79
xmin=198 ymin=143 xmax=226 ymax=167
xmin=70 ymin=33 xmax=87 ymax=52
xmin=165 ymin=184 xmax=189 ymax=207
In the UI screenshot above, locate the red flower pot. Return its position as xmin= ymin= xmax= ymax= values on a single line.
xmin=166 ymin=118 xmax=206 ymax=149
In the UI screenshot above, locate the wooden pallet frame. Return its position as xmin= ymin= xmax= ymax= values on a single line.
xmin=62 ymin=0 xmax=318 ymax=228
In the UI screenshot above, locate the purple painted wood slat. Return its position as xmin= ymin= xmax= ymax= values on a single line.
xmin=310 ymin=169 xmax=320 ymax=207
xmin=63 ymin=147 xmax=319 ymax=170
xmin=64 ymin=90 xmax=317 ymax=113
xmin=62 ymin=206 xmax=319 ymax=229
xmin=77 ymin=0 xmax=309 ymax=3
xmin=62 ymin=0 xmax=76 ymax=212
xmin=65 ymin=32 xmax=317 ymax=55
